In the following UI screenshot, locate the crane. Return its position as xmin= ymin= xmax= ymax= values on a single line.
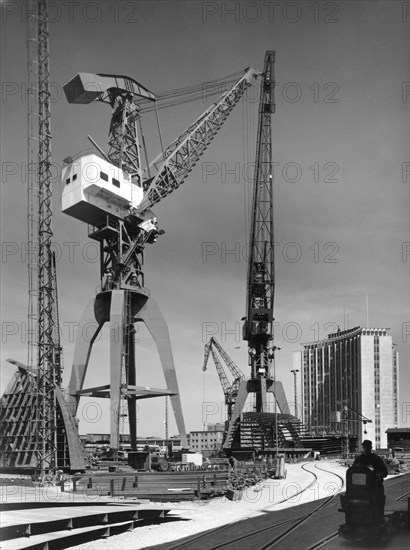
xmin=62 ymin=67 xmax=258 ymax=289
xmin=0 ymin=0 xmax=85 ymax=476
xmin=62 ymin=66 xmax=259 ymax=451
xmin=220 ymin=51 xmax=294 ymax=454
xmin=341 ymin=402 xmax=373 ymax=459
xmin=243 ymin=51 xmax=276 ymax=410
xmin=202 ymin=338 xmax=245 ymax=422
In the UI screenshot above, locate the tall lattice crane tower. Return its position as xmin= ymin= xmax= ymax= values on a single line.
xmin=222 ymin=52 xmax=301 ymax=454
xmin=243 ymin=50 xmax=276 ymax=409
xmin=27 ymin=0 xmax=60 ymax=475
xmin=0 ymin=0 xmax=85 ymax=476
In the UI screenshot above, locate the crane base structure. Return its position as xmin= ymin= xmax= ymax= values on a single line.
xmin=0 ymin=363 xmax=86 ymax=472
xmin=222 ymin=378 xmax=301 ymax=453
xmin=67 ymin=288 xmax=188 ymax=450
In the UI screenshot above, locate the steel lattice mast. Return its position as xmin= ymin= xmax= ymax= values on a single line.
xmin=30 ymin=0 xmax=59 ymax=475
xmin=27 ymin=1 xmax=39 ymax=369
xmin=243 ymin=51 xmax=276 ymax=412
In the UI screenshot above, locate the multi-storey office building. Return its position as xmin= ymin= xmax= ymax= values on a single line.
xmin=300 ymin=327 xmax=398 ymax=449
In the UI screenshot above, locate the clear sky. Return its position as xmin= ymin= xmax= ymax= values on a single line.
xmin=1 ymin=0 xmax=409 ymax=438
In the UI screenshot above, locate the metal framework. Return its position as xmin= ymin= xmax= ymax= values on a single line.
xmin=32 ymin=0 xmax=60 ymax=475
xmin=139 ymin=68 xmax=258 ymax=211
xmin=243 ymin=51 xmax=276 ymax=391
xmin=108 ymin=94 xmax=142 ymax=182
xmin=203 ymin=338 xmax=245 ymax=422
xmin=63 ymin=67 xmax=258 ymax=451
xmin=27 ymin=1 xmax=39 ymax=370
xmin=220 ymin=52 xmax=302 ymax=454
xmin=63 ymin=67 xmax=258 ymax=291
xmin=0 ymin=0 xmax=86 ymax=475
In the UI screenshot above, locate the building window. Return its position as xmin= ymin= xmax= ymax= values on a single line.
xmin=66 ymin=178 xmax=70 ymax=184
xmin=100 ymin=171 xmax=109 ymax=182
xmin=73 ymin=174 xmax=77 ymax=181
xmin=112 ymin=178 xmax=120 ymax=188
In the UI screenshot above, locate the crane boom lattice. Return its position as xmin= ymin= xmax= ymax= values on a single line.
xmin=202 ymin=338 xmax=245 ymax=423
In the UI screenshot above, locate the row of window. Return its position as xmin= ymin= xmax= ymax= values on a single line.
xmin=100 ymin=171 xmax=121 ymax=188
xmin=190 ymin=438 xmax=220 ymax=443
xmin=66 ymin=171 xmax=121 ymax=188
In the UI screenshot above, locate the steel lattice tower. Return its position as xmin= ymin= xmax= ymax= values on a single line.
xmin=29 ymin=0 xmax=59 ymax=475
xmin=27 ymin=0 xmax=39 ymax=369
xmin=244 ymin=51 xmax=276 ymax=411
xmin=0 ymin=1 xmax=85 ymax=475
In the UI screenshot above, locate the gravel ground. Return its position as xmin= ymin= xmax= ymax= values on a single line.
xmin=67 ymin=460 xmax=349 ymax=550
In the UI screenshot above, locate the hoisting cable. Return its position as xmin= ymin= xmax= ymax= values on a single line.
xmin=139 ymin=71 xmax=243 ymax=113
xmin=154 ymin=100 xmax=166 ymax=162
xmin=138 ymin=117 xmax=151 ymax=179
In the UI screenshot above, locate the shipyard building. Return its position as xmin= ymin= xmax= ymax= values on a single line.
xmin=297 ymin=327 xmax=399 ymax=449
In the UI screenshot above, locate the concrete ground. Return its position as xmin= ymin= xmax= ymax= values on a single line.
xmin=67 ymin=459 xmax=349 ymax=549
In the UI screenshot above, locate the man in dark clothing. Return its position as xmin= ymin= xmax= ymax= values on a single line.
xmin=352 ymin=439 xmax=388 ymax=523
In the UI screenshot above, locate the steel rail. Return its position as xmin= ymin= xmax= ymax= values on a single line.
xmin=167 ymin=462 xmax=320 ymax=550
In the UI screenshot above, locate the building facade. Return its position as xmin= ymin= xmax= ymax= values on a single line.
xmin=188 ymin=430 xmax=224 ymax=453
xmin=299 ymin=327 xmax=398 ymax=449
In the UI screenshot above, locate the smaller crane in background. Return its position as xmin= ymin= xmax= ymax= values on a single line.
xmin=341 ymin=402 xmax=373 ymax=459
xmin=203 ymin=338 xmax=245 ymax=424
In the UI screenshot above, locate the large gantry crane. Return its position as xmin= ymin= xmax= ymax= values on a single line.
xmin=61 ymin=67 xmax=259 ymax=450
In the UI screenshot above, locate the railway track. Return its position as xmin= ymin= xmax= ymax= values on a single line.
xmin=165 ymin=462 xmax=345 ymax=550
xmin=305 ymin=473 xmax=410 ymax=550
xmin=163 ymin=468 xmax=409 ymax=550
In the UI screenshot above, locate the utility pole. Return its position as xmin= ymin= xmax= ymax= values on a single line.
xmin=164 ymin=396 xmax=169 ymax=440
xmin=290 ymin=369 xmax=299 ymax=418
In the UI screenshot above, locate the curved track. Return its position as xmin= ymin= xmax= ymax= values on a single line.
xmin=167 ymin=462 xmax=345 ymax=550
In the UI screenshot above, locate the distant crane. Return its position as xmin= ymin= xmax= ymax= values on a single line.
xmin=341 ymin=402 xmax=373 ymax=459
xmin=62 ymin=67 xmax=259 ymax=450
xmin=202 ymin=338 xmax=245 ymax=422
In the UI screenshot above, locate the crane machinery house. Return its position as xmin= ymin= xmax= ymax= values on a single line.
xmin=62 ymin=154 xmax=144 ymax=226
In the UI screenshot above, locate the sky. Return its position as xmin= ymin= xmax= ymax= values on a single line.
xmin=1 ymin=0 xmax=409 ymax=439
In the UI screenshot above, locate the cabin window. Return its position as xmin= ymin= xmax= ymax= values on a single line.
xmin=66 ymin=178 xmax=70 ymax=184
xmin=112 ymin=178 xmax=120 ymax=188
xmin=100 ymin=171 xmax=109 ymax=182
xmin=72 ymin=174 xmax=77 ymax=181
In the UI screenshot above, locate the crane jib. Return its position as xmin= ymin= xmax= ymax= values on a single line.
xmin=139 ymin=68 xmax=259 ymax=213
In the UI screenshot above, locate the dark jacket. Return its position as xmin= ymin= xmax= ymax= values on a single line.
xmin=352 ymin=452 xmax=388 ymax=479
